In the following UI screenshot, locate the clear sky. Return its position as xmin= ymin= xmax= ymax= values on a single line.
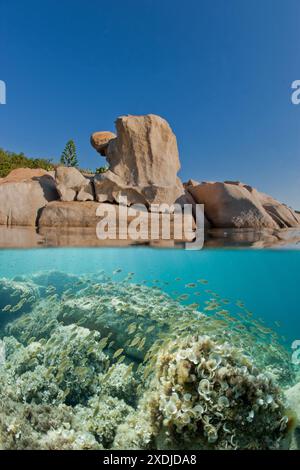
xmin=1 ymin=0 xmax=300 ymax=207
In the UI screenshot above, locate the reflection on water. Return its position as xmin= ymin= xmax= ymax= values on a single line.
xmin=1 ymin=226 xmax=300 ymax=249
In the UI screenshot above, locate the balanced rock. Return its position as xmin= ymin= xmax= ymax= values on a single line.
xmin=188 ymin=182 xmax=278 ymax=229
xmin=90 ymin=131 xmax=116 ymax=156
xmin=55 ymin=166 xmax=94 ymax=202
xmin=0 ymin=168 xmax=58 ymax=226
xmin=92 ymin=114 xmax=185 ymax=207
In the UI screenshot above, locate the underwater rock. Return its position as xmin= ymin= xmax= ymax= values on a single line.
xmin=99 ymin=363 xmax=138 ymax=406
xmin=74 ymin=395 xmax=133 ymax=448
xmin=125 ymin=336 xmax=289 ymax=450
xmin=4 ymin=297 xmax=60 ymax=344
xmin=113 ymin=396 xmax=155 ymax=450
xmin=40 ymin=427 xmax=102 ymax=450
xmin=1 ymin=324 xmax=109 ymax=405
xmin=285 ymin=382 xmax=300 ymax=450
xmin=0 ymin=278 xmax=39 ymax=327
xmin=0 ymin=272 xmax=295 ymax=450
xmin=0 ymin=399 xmax=76 ymax=450
xmin=0 ymin=321 xmax=135 ymax=449
xmin=16 ymin=270 xmax=83 ymax=296
xmin=57 ymin=282 xmax=200 ymax=361
xmin=43 ymin=324 xmax=109 ymax=405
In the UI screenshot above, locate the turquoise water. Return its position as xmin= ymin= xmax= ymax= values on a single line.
xmin=0 ymin=247 xmax=299 ymax=450
xmin=0 ymin=247 xmax=299 ymax=344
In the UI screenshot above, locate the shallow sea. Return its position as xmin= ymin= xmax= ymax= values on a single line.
xmin=0 ymin=246 xmax=299 ymax=450
xmin=0 ymin=247 xmax=299 ymax=343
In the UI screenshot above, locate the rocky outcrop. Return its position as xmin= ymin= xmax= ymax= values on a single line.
xmin=38 ymin=201 xmax=195 ymax=242
xmin=285 ymin=382 xmax=300 ymax=450
xmin=249 ymin=189 xmax=300 ymax=228
xmin=55 ymin=166 xmax=94 ymax=202
xmin=0 ymin=278 xmax=39 ymax=326
xmin=184 ymin=179 xmax=200 ymax=189
xmin=222 ymin=181 xmax=300 ymax=229
xmin=39 ymin=201 xmax=101 ymax=227
xmin=1 ymin=168 xmax=52 ymax=182
xmin=188 ymin=182 xmax=277 ymax=229
xmin=1 ymin=113 xmax=299 ymax=236
xmin=90 ymin=131 xmax=116 ymax=156
xmin=93 ymin=170 xmax=147 ymax=205
xmin=91 ymin=114 xmax=185 ymax=207
xmin=0 ymin=169 xmax=58 ymax=226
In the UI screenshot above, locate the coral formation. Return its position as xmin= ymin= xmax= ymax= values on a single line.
xmin=147 ymin=336 xmax=288 ymax=449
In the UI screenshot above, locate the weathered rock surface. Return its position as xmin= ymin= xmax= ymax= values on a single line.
xmin=107 ymin=115 xmax=180 ymax=186
xmin=92 ymin=114 xmax=185 ymax=207
xmin=93 ymin=170 xmax=147 ymax=205
xmin=90 ymin=131 xmax=116 ymax=156
xmin=39 ymin=201 xmax=101 ymax=227
xmin=188 ymin=182 xmax=278 ymax=229
xmin=0 ymin=169 xmax=58 ymax=226
xmin=57 ymin=283 xmax=200 ymax=362
xmin=250 ymin=190 xmax=300 ymax=228
xmin=285 ymin=382 xmax=300 ymax=450
xmin=1 ymin=168 xmax=52 ymax=182
xmin=184 ymin=179 xmax=200 ymax=189
xmin=55 ymin=166 xmax=94 ymax=202
xmin=38 ymin=201 xmax=195 ymax=242
xmin=223 ymin=181 xmax=300 ymax=228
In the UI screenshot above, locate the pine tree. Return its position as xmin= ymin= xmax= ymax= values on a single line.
xmin=60 ymin=140 xmax=78 ymax=167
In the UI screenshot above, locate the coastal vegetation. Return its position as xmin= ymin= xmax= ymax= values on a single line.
xmin=0 ymin=148 xmax=54 ymax=178
xmin=60 ymin=140 xmax=78 ymax=168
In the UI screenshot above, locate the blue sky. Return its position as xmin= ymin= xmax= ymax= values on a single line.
xmin=1 ymin=0 xmax=300 ymax=207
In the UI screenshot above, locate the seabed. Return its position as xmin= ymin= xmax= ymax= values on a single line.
xmin=0 ymin=246 xmax=299 ymax=450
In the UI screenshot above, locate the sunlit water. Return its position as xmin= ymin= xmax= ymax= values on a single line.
xmin=0 ymin=247 xmax=299 ymax=450
xmin=0 ymin=247 xmax=299 ymax=343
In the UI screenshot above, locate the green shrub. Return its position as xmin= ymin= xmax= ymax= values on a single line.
xmin=0 ymin=148 xmax=54 ymax=178
xmin=95 ymin=166 xmax=109 ymax=174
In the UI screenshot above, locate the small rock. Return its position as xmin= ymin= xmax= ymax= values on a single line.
xmin=55 ymin=166 xmax=94 ymax=202
xmin=90 ymin=131 xmax=116 ymax=156
xmin=285 ymin=382 xmax=300 ymax=450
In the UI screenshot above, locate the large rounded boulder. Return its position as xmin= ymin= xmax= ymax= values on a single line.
xmin=0 ymin=168 xmax=59 ymax=226
xmin=189 ymin=181 xmax=278 ymax=229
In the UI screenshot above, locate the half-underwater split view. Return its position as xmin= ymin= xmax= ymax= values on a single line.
xmin=1 ymin=0 xmax=300 ymax=460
